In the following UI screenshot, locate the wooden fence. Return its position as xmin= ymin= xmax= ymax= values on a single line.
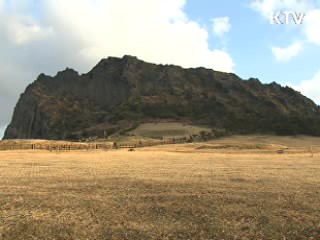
xmin=0 ymin=137 xmax=190 ymax=152
xmin=0 ymin=139 xmax=319 ymax=156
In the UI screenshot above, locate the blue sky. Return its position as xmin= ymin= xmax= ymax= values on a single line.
xmin=185 ymin=0 xmax=320 ymax=85
xmin=0 ymin=0 xmax=320 ymax=139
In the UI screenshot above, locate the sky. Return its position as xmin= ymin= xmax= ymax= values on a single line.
xmin=0 ymin=0 xmax=320 ymax=139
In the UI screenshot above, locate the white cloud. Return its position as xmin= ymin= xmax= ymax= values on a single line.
xmin=250 ymin=0 xmax=314 ymax=18
xmin=304 ymin=9 xmax=320 ymax=44
xmin=271 ymin=41 xmax=303 ymax=61
xmin=40 ymin=0 xmax=234 ymax=72
xmin=7 ymin=16 xmax=53 ymax=45
xmin=0 ymin=0 xmax=235 ymax=135
xmin=250 ymin=0 xmax=279 ymax=18
xmin=212 ymin=17 xmax=231 ymax=37
xmin=291 ymin=70 xmax=320 ymax=104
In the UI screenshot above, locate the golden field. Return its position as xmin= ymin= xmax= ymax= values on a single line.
xmin=0 ymin=136 xmax=320 ymax=239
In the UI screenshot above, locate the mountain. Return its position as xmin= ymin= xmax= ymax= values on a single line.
xmin=3 ymin=55 xmax=320 ymax=140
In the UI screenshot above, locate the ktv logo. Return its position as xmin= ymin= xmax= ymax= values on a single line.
xmin=270 ymin=11 xmax=305 ymax=25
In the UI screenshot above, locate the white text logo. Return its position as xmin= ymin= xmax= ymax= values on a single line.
xmin=270 ymin=11 xmax=305 ymax=25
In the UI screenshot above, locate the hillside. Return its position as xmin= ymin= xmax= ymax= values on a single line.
xmin=4 ymin=55 xmax=320 ymax=140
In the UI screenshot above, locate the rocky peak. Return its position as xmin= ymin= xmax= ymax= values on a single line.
xmin=56 ymin=68 xmax=79 ymax=77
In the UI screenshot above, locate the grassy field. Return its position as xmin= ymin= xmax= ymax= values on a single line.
xmin=129 ymin=122 xmax=211 ymax=138
xmin=0 ymin=138 xmax=320 ymax=239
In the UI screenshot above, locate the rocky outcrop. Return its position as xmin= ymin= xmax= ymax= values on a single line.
xmin=4 ymin=55 xmax=320 ymax=140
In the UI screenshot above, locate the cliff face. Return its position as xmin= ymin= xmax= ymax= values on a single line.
xmin=4 ymin=55 xmax=320 ymax=140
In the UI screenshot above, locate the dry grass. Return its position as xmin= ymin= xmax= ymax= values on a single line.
xmin=207 ymin=135 xmax=320 ymax=147
xmin=0 ymin=142 xmax=320 ymax=239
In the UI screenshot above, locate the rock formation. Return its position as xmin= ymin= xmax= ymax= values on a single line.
xmin=4 ymin=55 xmax=320 ymax=140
